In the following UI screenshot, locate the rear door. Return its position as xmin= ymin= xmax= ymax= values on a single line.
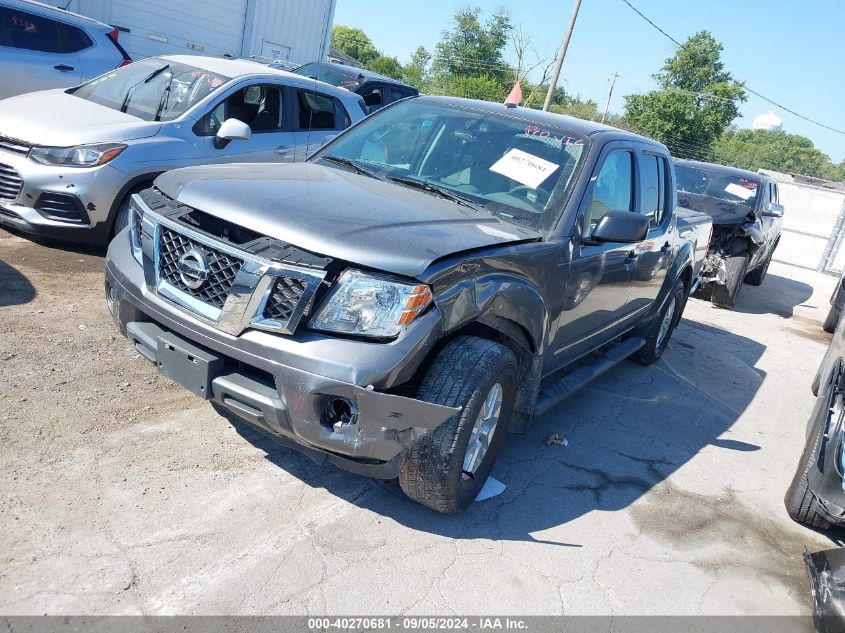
xmin=0 ymin=6 xmax=83 ymax=99
xmin=548 ymin=143 xmax=639 ymax=361
xmin=290 ymin=86 xmax=353 ymax=161
xmin=627 ymin=149 xmax=674 ymax=311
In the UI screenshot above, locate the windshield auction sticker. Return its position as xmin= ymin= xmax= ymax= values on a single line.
xmin=489 ymin=148 xmax=559 ymax=189
xmin=724 ymin=182 xmax=755 ymax=200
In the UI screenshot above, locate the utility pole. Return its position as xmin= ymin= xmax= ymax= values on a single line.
xmin=601 ymin=72 xmax=619 ymax=124
xmin=542 ymin=0 xmax=583 ymax=112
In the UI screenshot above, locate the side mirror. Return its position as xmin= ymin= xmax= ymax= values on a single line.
xmin=764 ymin=202 xmax=784 ymax=218
xmin=591 ymin=210 xmax=649 ymax=244
xmin=214 ymin=118 xmax=251 ymax=149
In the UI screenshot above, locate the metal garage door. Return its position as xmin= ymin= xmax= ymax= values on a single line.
xmin=105 ymin=0 xmax=248 ymax=60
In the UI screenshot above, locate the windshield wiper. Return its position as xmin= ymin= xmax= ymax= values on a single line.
xmin=320 ymin=156 xmax=385 ymax=180
xmin=387 ymin=176 xmax=485 ymax=211
xmin=120 ymin=63 xmax=170 ymax=113
xmin=154 ymin=70 xmax=175 ymax=121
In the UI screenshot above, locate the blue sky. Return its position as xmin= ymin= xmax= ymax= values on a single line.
xmin=334 ymin=0 xmax=845 ymax=163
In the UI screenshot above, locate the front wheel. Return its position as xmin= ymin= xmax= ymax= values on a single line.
xmin=399 ymin=336 xmax=517 ymax=513
xmin=744 ymin=251 xmax=772 ymax=286
xmin=784 ymin=365 xmax=841 ymax=529
xmin=711 ymin=253 xmax=749 ymax=309
xmin=633 ymin=278 xmax=687 ymax=365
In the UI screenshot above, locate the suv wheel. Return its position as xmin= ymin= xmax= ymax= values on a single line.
xmin=399 ymin=336 xmax=517 ymax=513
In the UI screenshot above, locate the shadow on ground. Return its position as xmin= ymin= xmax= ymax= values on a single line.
xmin=0 ymin=259 xmax=36 ymax=307
xmin=732 ymin=273 xmax=815 ymax=318
xmin=224 ymin=314 xmax=768 ymax=544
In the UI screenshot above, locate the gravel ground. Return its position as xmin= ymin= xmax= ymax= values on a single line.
xmin=0 ymin=226 xmax=839 ymax=616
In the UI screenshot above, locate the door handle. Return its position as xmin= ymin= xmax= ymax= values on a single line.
xmin=274 ymin=146 xmax=290 ymax=156
xmin=54 ymin=64 xmax=74 ymax=72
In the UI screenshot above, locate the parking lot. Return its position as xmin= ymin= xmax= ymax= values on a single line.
xmin=0 ymin=226 xmax=839 ymax=615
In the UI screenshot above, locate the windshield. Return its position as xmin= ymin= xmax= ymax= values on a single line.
xmin=294 ymin=62 xmax=362 ymax=91
xmin=313 ymin=99 xmax=589 ymax=232
xmin=71 ymin=58 xmax=230 ymax=122
xmin=675 ymin=163 xmax=761 ymax=209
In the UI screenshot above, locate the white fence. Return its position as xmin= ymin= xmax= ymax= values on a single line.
xmin=769 ymin=177 xmax=845 ymax=275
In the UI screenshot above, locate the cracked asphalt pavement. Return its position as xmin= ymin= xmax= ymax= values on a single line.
xmin=0 ymin=226 xmax=839 ymax=615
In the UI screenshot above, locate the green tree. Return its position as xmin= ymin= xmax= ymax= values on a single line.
xmin=432 ymin=7 xmax=513 ymax=97
xmin=331 ymin=25 xmax=379 ymax=66
xmin=402 ymin=46 xmax=431 ymax=91
xmin=368 ymin=55 xmax=403 ymax=80
xmin=713 ymin=128 xmax=841 ymax=179
xmin=624 ymin=31 xmax=746 ymax=159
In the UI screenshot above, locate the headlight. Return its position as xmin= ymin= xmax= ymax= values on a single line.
xmin=128 ymin=197 xmax=143 ymax=265
xmin=310 ymin=270 xmax=433 ymax=338
xmin=29 ymin=143 xmax=127 ymax=167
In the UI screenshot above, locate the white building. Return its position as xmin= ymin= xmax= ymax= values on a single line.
xmin=42 ymin=0 xmax=337 ymax=64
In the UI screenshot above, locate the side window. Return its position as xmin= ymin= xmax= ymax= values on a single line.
xmin=199 ymin=84 xmax=284 ymax=136
xmin=57 ymin=23 xmax=92 ymax=53
xmin=360 ymin=86 xmax=383 ymax=108
xmin=584 ymin=150 xmax=634 ymax=237
xmin=296 ymin=90 xmax=342 ymax=131
xmin=0 ymin=7 xmax=61 ymax=53
xmin=639 ymin=153 xmax=660 ymax=226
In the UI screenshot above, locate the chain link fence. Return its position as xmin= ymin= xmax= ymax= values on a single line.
xmin=765 ymin=175 xmax=845 ymax=275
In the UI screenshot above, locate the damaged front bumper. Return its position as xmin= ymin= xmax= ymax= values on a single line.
xmin=105 ymin=231 xmax=457 ymax=479
xmin=698 ymin=222 xmax=764 ymax=286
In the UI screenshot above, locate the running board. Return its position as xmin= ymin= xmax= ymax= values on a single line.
xmin=534 ymin=336 xmax=646 ymax=417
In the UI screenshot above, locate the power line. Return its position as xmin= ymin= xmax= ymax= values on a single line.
xmin=619 ymin=0 xmax=845 ymax=136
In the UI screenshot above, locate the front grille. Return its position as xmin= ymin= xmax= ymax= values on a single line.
xmin=263 ymin=275 xmax=310 ymax=323
xmin=0 ymin=162 xmax=22 ymax=201
xmin=158 ymin=228 xmax=242 ymax=309
xmin=0 ymin=136 xmax=30 ymax=156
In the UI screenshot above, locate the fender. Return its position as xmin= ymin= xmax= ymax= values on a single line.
xmin=101 ymin=172 xmax=164 ymax=240
xmin=472 ymin=272 xmax=549 ymax=354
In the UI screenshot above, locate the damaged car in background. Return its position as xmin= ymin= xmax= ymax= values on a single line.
xmin=674 ymin=159 xmax=784 ymax=308
xmin=105 ymin=96 xmax=710 ymax=513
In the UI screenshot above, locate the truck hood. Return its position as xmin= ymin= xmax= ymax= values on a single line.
xmin=0 ymin=89 xmax=161 ymax=146
xmin=677 ymin=192 xmax=756 ymax=226
xmin=155 ymin=162 xmax=542 ymax=278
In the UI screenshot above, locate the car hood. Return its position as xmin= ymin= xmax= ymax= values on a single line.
xmin=155 ymin=162 xmax=542 ymax=278
xmin=677 ymin=192 xmax=756 ymax=226
xmin=0 ymin=89 xmax=161 ymax=146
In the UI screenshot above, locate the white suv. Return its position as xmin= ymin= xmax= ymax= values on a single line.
xmin=0 ymin=0 xmax=131 ymax=100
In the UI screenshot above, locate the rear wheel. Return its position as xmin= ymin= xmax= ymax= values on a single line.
xmin=711 ymin=253 xmax=749 ymax=309
xmin=784 ymin=365 xmax=842 ymax=529
xmin=824 ymin=306 xmax=841 ymax=334
xmin=744 ymin=251 xmax=772 ymax=286
xmin=399 ymin=336 xmax=517 ymax=514
xmin=633 ymin=278 xmax=687 ymax=365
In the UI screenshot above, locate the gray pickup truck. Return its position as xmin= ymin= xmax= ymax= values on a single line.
xmin=105 ymin=96 xmax=711 ymax=513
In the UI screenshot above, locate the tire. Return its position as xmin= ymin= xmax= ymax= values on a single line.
xmin=824 ymin=306 xmax=841 ymax=334
xmin=744 ymin=252 xmax=772 ymax=286
xmin=111 ymin=195 xmax=133 ymax=240
xmin=784 ymin=365 xmax=840 ymax=530
xmin=711 ymin=253 xmax=749 ymax=309
xmin=399 ymin=336 xmax=517 ymax=514
xmin=633 ymin=278 xmax=687 ymax=365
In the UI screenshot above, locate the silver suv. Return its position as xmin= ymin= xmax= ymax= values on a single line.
xmin=0 ymin=0 xmax=131 ymax=100
xmin=0 ymin=55 xmax=367 ymax=244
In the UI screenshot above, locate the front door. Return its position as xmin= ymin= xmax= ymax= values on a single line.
xmin=200 ymin=83 xmax=296 ymax=163
xmin=547 ymin=146 xmax=639 ymax=367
